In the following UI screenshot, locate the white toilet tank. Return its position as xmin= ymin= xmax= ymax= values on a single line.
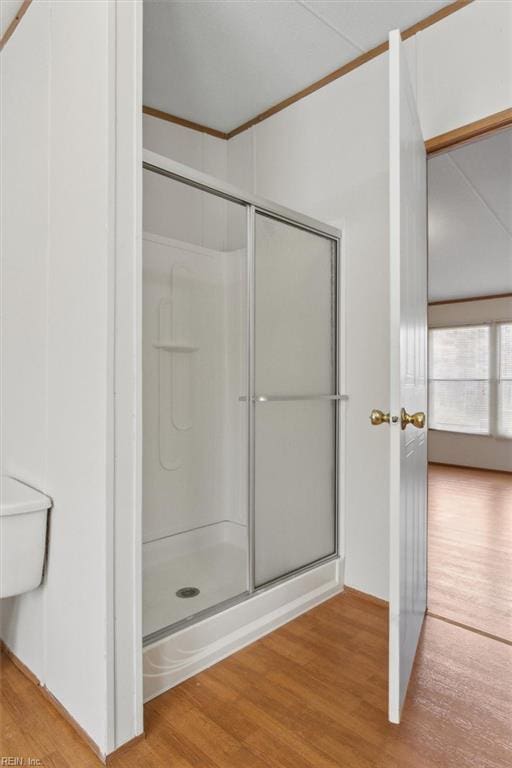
xmin=0 ymin=477 xmax=51 ymax=598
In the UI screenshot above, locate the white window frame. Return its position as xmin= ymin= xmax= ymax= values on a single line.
xmin=497 ymin=321 xmax=512 ymax=439
xmin=428 ymin=320 xmax=512 ymax=439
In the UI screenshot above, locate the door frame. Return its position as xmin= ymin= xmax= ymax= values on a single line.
xmin=423 ymin=117 xmax=512 ymax=621
xmin=110 ymin=0 xmax=143 ymax=755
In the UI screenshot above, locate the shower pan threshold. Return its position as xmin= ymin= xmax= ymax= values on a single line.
xmin=143 ymin=555 xmax=344 ymax=702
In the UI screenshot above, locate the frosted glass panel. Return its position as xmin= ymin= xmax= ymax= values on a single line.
xmin=255 ymin=214 xmax=336 ymax=395
xmin=253 ymin=213 xmax=337 ymax=587
xmin=142 ymin=168 xmax=249 ymax=637
xmin=254 ymin=401 xmax=336 ymax=586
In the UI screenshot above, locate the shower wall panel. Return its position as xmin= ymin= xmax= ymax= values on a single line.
xmin=142 ymin=233 xmax=246 ymax=543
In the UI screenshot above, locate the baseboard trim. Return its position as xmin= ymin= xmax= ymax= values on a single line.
xmin=0 ymin=638 xmax=41 ymax=687
xmin=0 ymin=0 xmax=33 ymax=52
xmin=143 ymin=558 xmax=343 ymax=702
xmin=429 ymin=461 xmax=512 ymax=475
xmin=40 ymin=685 xmax=107 ymax=763
xmin=343 ymin=586 xmax=389 ymax=608
xmin=0 ymin=639 xmax=142 ymax=763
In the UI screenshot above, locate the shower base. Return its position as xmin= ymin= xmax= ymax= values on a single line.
xmin=143 ymin=521 xmax=247 ymax=638
xmin=143 ymin=555 xmax=343 ymax=702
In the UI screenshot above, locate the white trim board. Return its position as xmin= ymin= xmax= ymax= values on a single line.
xmin=112 ymin=0 xmax=144 ymax=752
xmin=143 ymin=557 xmax=344 ymax=702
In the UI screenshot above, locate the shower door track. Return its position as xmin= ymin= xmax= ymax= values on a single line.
xmin=142 ymin=150 xmax=345 ymax=646
xmin=143 ymin=150 xmax=341 ymax=239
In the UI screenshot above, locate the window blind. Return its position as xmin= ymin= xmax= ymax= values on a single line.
xmin=429 ymin=325 xmax=490 ymax=435
xmin=498 ymin=323 xmax=512 ymax=438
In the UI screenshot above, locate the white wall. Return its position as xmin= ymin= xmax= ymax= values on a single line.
xmin=428 ymin=297 xmax=512 ymax=472
xmin=225 ymin=0 xmax=512 ymax=600
xmin=0 ymin=0 xmax=122 ymax=755
xmin=233 ymin=55 xmax=392 ymax=600
xmin=143 ymin=113 xmax=253 ymax=252
xmin=417 ymin=0 xmax=512 ymax=139
xmin=1 ymin=0 xmax=50 ymax=678
xmin=143 ymin=114 xmax=231 ymax=252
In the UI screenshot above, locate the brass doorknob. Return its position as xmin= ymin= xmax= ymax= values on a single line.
xmin=370 ymin=409 xmax=390 ymax=426
xmin=401 ymin=408 xmax=426 ymax=430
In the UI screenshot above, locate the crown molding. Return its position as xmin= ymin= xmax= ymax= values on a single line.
xmin=428 ymin=293 xmax=512 ymax=306
xmin=0 ymin=0 xmax=32 ymax=52
xmin=425 ymin=107 xmax=512 ymax=155
xmin=142 ymin=105 xmax=229 ymax=140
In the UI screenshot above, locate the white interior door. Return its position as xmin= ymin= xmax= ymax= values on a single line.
xmin=388 ymin=29 xmax=428 ymax=724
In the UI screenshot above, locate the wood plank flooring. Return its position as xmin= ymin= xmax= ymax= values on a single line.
xmin=428 ymin=464 xmax=512 ymax=641
xmin=2 ymin=589 xmax=512 ymax=767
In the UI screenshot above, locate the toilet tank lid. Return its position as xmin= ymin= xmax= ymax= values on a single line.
xmin=1 ymin=477 xmax=52 ymax=517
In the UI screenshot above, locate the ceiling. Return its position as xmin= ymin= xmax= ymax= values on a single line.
xmin=428 ymin=129 xmax=512 ymax=302
xmin=143 ymin=0 xmax=454 ymax=133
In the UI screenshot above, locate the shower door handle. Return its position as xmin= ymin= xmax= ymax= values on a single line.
xmin=239 ymin=394 xmax=348 ymax=403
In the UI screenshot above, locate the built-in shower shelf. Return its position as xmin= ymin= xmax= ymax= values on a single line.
xmin=153 ymin=341 xmax=199 ymax=353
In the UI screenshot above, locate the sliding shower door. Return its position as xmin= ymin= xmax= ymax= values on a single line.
xmin=253 ymin=213 xmax=338 ymax=588
xmin=142 ymin=155 xmax=340 ymax=641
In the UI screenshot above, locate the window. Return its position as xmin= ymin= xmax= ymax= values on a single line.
xmin=429 ymin=325 xmax=490 ymax=434
xmin=429 ymin=323 xmax=512 ymax=438
xmin=498 ymin=323 xmax=512 ymax=438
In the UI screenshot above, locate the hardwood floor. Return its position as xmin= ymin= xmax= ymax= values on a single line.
xmin=2 ymin=589 xmax=512 ymax=767
xmin=428 ymin=463 xmax=512 ymax=642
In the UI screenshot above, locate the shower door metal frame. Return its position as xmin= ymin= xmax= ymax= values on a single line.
xmin=142 ymin=150 xmax=344 ymax=644
xmin=247 ymin=207 xmax=343 ymax=593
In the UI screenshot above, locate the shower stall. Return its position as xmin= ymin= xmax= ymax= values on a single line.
xmin=142 ymin=150 xmax=344 ymax=697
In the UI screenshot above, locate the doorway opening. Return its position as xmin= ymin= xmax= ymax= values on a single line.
xmin=141 ymin=151 xmax=344 ymax=699
xmin=426 ymin=127 xmax=512 ymax=643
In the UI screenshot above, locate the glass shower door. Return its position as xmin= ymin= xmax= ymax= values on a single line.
xmin=142 ymin=165 xmax=250 ymax=640
xmin=253 ymin=213 xmax=338 ymax=588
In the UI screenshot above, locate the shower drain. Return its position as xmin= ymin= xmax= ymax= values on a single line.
xmin=176 ymin=587 xmax=200 ymax=599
